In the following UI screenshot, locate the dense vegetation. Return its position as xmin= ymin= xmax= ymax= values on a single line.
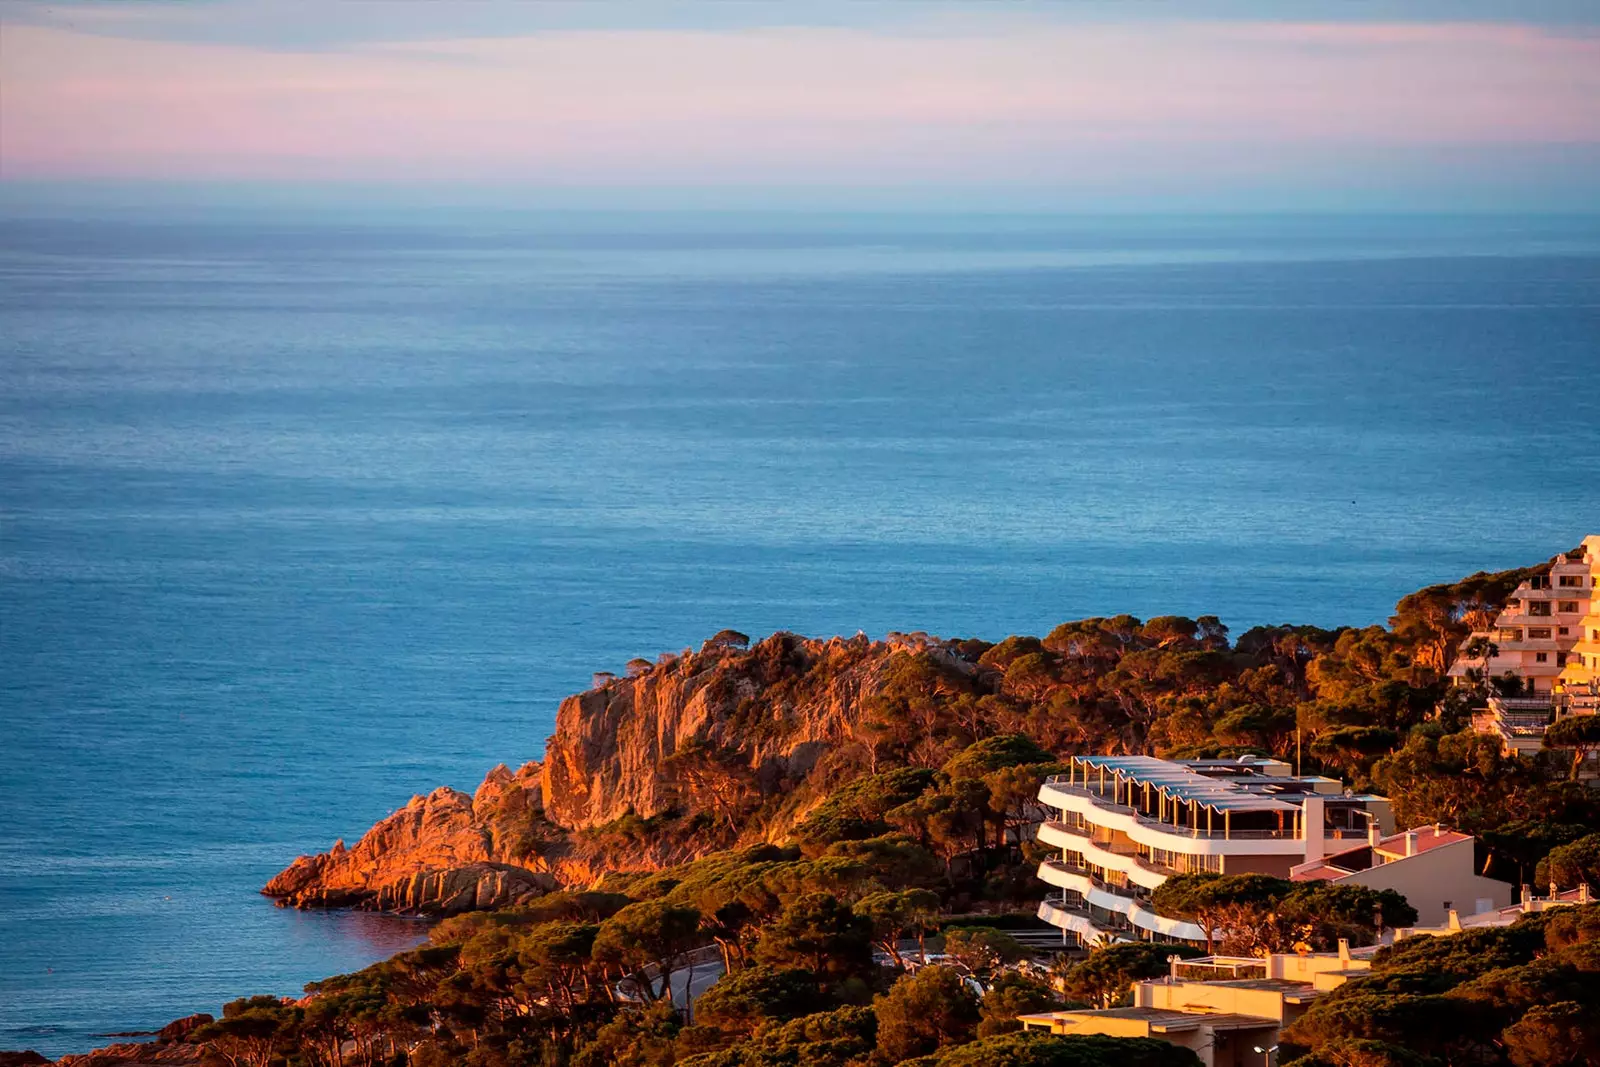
xmin=1280 ymin=902 xmax=1600 ymax=1067
xmin=121 ymin=556 xmax=1600 ymax=1066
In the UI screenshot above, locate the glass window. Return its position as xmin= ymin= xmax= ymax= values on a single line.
xmin=1536 ymin=652 xmax=1548 ymax=663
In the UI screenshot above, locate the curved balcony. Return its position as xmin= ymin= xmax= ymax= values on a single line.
xmin=1036 ymin=862 xmax=1208 ymax=944
xmin=1039 ymin=779 xmax=1310 ymax=856
xmin=1038 ymin=859 xmax=1094 ymax=896
xmin=1036 ymin=899 xmax=1121 ymax=944
xmin=1037 ymin=821 xmax=1170 ymax=890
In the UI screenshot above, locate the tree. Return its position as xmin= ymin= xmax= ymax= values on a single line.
xmin=1503 ymin=1001 xmax=1600 ymax=1067
xmin=886 ymin=780 xmax=992 ymax=864
xmin=193 ymin=997 xmax=298 ymax=1067
xmin=703 ymin=630 xmax=751 ymax=652
xmin=942 ymin=735 xmax=1054 ymax=780
xmin=872 ymin=965 xmax=981 ymax=1064
xmin=1277 ymin=1037 xmax=1439 ymax=1067
xmin=679 ymin=1005 xmax=877 ymax=1067
xmin=984 ymin=762 xmax=1067 ymax=847
xmin=1283 ymin=994 xmax=1461 ymax=1057
xmin=822 ymin=833 xmax=944 ymax=889
xmin=1310 ymin=726 xmax=1400 ymax=780
xmin=855 ymin=888 xmax=941 ymax=967
xmin=1281 ymin=883 xmax=1416 ymax=948
xmin=1536 ymin=833 xmax=1600 ymax=891
xmin=1483 ymin=820 xmax=1591 ymax=885
xmin=977 ymin=972 xmax=1064 ymax=1037
xmin=939 ymin=926 xmax=1029 ymax=981
xmin=754 ymin=892 xmax=874 ymax=981
xmin=1057 ymin=943 xmax=1204 ymax=1008
xmin=594 ymin=901 xmax=704 ymax=1002
xmin=572 ymin=1002 xmax=681 ymax=1067
xmin=690 ymin=966 xmax=831 ymax=1038
xmin=1150 ymin=873 xmax=1292 ymax=954
xmin=515 ymin=921 xmax=600 ymax=1012
xmin=903 ymin=1031 xmax=1202 ymax=1067
xmin=663 ymin=738 xmax=757 ymax=836
xmin=1545 ymin=715 xmax=1600 ymax=780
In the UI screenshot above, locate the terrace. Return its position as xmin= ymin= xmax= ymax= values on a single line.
xmin=1043 ymin=756 xmax=1370 ymax=842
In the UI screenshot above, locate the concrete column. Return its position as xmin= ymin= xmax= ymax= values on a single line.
xmin=1302 ymin=795 xmax=1326 ymax=863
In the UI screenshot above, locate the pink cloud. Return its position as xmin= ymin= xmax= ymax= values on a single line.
xmin=2 ymin=19 xmax=1596 ymax=183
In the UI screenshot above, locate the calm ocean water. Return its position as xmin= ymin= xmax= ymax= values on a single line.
xmin=2 ymin=212 xmax=1598 ymax=1054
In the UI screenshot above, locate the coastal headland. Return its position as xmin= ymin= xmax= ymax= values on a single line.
xmin=20 ymin=549 xmax=1600 ymax=1067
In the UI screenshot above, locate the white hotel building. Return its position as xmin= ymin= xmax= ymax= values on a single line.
xmin=1035 ymin=754 xmax=1398 ymax=945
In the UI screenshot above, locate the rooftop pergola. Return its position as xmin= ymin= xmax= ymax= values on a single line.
xmin=1063 ymin=755 xmax=1303 ymax=838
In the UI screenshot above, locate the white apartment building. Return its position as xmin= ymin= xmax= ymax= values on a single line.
xmin=1558 ymin=536 xmax=1600 ymax=715
xmin=1035 ymin=755 xmax=1397 ymax=946
xmin=1449 ymin=535 xmax=1599 ymax=698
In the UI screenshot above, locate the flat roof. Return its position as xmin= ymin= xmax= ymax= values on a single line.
xmin=1046 ymin=1006 xmax=1281 ymax=1033
xmin=1072 ymin=756 xmax=1300 ymax=813
xmin=1198 ymin=978 xmax=1322 ymax=1002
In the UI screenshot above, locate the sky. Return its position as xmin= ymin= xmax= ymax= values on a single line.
xmin=1 ymin=1 xmax=1598 ymax=212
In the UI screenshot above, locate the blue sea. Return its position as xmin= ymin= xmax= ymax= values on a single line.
xmin=2 ymin=210 xmax=1598 ymax=1055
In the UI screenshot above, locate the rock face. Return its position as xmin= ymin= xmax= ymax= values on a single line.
xmin=541 ymin=632 xmax=892 ymax=830
xmin=264 ymin=763 xmax=558 ymax=913
xmin=154 ymin=1017 xmax=212 ymax=1044
xmin=267 ymin=631 xmax=972 ymax=912
xmin=0 ymin=1053 xmax=50 ymax=1067
xmin=52 ymin=1044 xmax=202 ymax=1067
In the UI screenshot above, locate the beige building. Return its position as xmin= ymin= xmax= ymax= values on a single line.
xmin=1020 ymin=947 xmax=1373 ymax=1067
xmin=1558 ymin=536 xmax=1600 ymax=715
xmin=1451 ymin=536 xmax=1600 ymax=758
xmin=1449 ymin=536 xmax=1599 ymax=698
xmin=1289 ymin=824 xmax=1511 ymax=926
xmin=1395 ymin=883 xmax=1591 ymax=940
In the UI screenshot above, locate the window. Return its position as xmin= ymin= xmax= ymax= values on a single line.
xmin=1560 ymin=601 xmax=1579 ymax=614
xmin=1530 ymin=602 xmax=1552 ymax=617
xmin=1530 ymin=627 xmax=1552 ymax=639
xmin=1501 ymin=629 xmax=1522 ymax=642
xmin=1559 ymin=575 xmax=1585 ymax=587
xmin=1560 ymin=627 xmax=1570 ymax=636
xmin=1536 ymin=652 xmax=1548 ymax=663
xmin=1557 ymin=653 xmax=1569 ymax=667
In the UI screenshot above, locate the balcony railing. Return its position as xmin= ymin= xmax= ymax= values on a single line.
xmin=1043 ymin=777 xmax=1304 ymax=840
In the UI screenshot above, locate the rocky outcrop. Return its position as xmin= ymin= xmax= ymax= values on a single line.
xmin=264 ymin=762 xmax=559 ymax=913
xmin=154 ymin=1017 xmax=211 ymax=1044
xmin=541 ymin=632 xmax=891 ymax=830
xmin=267 ymin=631 xmax=981 ymax=912
xmin=0 ymin=1053 xmax=50 ymax=1067
xmin=52 ymin=1044 xmax=202 ymax=1067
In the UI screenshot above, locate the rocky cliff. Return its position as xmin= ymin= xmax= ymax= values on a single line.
xmin=541 ymin=631 xmax=899 ymax=830
xmin=263 ymin=762 xmax=560 ymax=912
xmin=265 ymin=631 xmax=966 ymax=911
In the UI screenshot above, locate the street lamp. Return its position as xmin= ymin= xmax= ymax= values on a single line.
xmin=1253 ymin=1046 xmax=1279 ymax=1067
